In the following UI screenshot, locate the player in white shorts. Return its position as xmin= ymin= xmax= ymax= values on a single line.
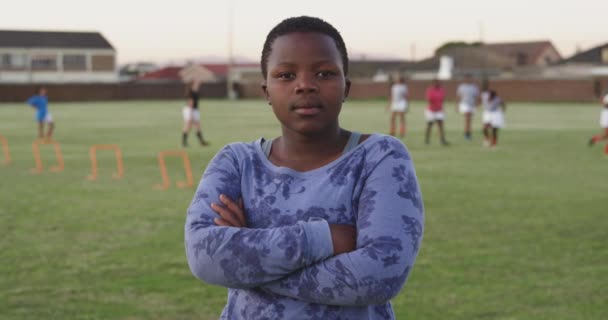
xmin=26 ymin=86 xmax=55 ymax=139
xmin=425 ymin=79 xmax=449 ymax=145
xmin=588 ymin=92 xmax=608 ymax=154
xmin=387 ymin=76 xmax=409 ymax=137
xmin=456 ymin=74 xmax=480 ymax=141
xmin=182 ymin=81 xmax=209 ymax=147
xmin=482 ymin=90 xmax=506 ymax=148
xmin=182 ymin=99 xmax=201 ymax=122
xmin=480 ymin=87 xmax=491 ymax=128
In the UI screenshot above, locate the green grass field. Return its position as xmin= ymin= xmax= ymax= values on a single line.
xmin=1 ymin=99 xmax=606 ymax=319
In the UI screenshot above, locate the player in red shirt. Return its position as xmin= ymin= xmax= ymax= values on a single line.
xmin=424 ymin=79 xmax=449 ymax=145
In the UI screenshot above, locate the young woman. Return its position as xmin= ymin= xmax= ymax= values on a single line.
xmin=26 ymin=86 xmax=55 ymax=139
xmin=182 ymin=80 xmax=209 ymax=147
xmin=388 ymin=76 xmax=409 ymax=137
xmin=588 ymin=91 xmax=608 ymax=154
xmin=424 ymin=79 xmax=449 ymax=145
xmin=185 ymin=16 xmax=424 ymax=319
xmin=482 ymin=90 xmax=506 ymax=148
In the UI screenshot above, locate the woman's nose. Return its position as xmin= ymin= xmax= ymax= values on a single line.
xmin=294 ymin=74 xmax=319 ymax=94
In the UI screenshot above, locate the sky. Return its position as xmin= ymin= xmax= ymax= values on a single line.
xmin=2 ymin=0 xmax=607 ymax=66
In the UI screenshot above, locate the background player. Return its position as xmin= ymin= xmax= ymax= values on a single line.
xmin=26 ymin=86 xmax=54 ymax=140
xmin=457 ymin=74 xmax=480 ymax=140
xmin=387 ymin=76 xmax=409 ymax=137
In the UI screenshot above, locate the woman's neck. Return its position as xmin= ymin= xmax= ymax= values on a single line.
xmin=270 ymin=126 xmax=350 ymax=171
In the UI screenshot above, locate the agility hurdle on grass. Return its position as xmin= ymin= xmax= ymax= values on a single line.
xmin=31 ymin=139 xmax=64 ymax=173
xmin=0 ymin=135 xmax=10 ymax=166
xmin=87 ymin=144 xmax=124 ymax=180
xmin=154 ymin=150 xmax=194 ymax=190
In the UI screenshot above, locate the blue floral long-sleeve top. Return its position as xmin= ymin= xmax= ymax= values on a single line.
xmin=185 ymin=134 xmax=424 ymax=319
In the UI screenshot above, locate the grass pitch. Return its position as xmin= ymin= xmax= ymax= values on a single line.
xmin=1 ymin=99 xmax=606 ymax=319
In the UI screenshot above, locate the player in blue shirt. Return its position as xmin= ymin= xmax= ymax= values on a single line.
xmin=26 ymin=86 xmax=55 ymax=139
xmin=185 ymin=16 xmax=424 ymax=319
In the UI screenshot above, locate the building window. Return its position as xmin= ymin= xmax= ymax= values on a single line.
xmin=516 ymin=52 xmax=528 ymax=66
xmin=63 ymin=54 xmax=87 ymax=71
xmin=91 ymin=55 xmax=114 ymax=71
xmin=0 ymin=54 xmax=10 ymax=68
xmin=602 ymin=48 xmax=608 ymax=64
xmin=0 ymin=53 xmax=27 ymax=70
xmin=594 ymin=80 xmax=601 ymax=98
xmin=31 ymin=54 xmax=57 ymax=71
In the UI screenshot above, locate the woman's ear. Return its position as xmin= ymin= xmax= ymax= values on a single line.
xmin=261 ymin=81 xmax=271 ymax=105
xmin=343 ymin=78 xmax=351 ymax=102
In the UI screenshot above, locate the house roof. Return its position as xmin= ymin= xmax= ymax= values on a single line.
xmin=0 ymin=30 xmax=114 ymax=49
xmin=562 ymin=43 xmax=608 ymax=65
xmin=347 ymin=51 xmax=515 ymax=78
xmin=179 ymin=64 xmax=216 ymax=82
xmin=348 ymin=60 xmax=418 ymax=78
xmin=137 ymin=63 xmax=259 ymax=82
xmin=415 ymin=46 xmax=515 ymax=70
xmin=137 ymin=66 xmax=183 ymax=81
xmin=483 ymin=41 xmax=561 ymax=63
xmin=204 ymin=63 xmax=259 ymax=76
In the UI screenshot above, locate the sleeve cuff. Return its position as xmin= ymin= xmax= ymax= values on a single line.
xmin=300 ymin=218 xmax=333 ymax=265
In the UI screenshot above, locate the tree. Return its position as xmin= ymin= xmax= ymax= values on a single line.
xmin=435 ymin=41 xmax=483 ymax=56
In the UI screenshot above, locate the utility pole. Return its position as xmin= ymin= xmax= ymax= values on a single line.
xmin=479 ymin=20 xmax=487 ymax=85
xmin=226 ymin=0 xmax=236 ymax=99
xmin=410 ymin=43 xmax=416 ymax=61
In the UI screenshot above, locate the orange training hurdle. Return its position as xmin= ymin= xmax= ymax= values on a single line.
xmin=0 ymin=135 xmax=10 ymax=165
xmin=31 ymin=139 xmax=64 ymax=173
xmin=154 ymin=150 xmax=194 ymax=190
xmin=87 ymin=144 xmax=124 ymax=180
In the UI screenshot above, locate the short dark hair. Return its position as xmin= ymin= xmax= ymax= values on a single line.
xmin=260 ymin=16 xmax=349 ymax=79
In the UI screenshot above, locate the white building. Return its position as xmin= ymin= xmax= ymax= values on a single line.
xmin=0 ymin=30 xmax=118 ymax=83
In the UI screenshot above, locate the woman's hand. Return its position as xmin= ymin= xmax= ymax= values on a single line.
xmin=329 ymin=224 xmax=357 ymax=256
xmin=211 ymin=194 xmax=247 ymax=228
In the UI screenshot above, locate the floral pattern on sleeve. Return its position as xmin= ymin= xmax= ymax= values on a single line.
xmin=259 ymin=137 xmax=424 ymax=308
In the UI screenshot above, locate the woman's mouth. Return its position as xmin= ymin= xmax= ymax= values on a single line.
xmin=293 ymin=106 xmax=322 ymax=115
xmin=292 ymin=102 xmax=322 ymax=116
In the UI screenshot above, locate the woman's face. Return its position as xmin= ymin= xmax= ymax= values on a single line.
xmin=262 ymin=32 xmax=350 ymax=136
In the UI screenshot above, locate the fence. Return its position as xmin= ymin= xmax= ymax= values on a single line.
xmin=1 ymin=78 xmax=607 ymax=102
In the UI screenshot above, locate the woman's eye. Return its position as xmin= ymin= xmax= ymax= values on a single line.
xmin=278 ymin=72 xmax=295 ymax=80
xmin=317 ymin=71 xmax=335 ymax=78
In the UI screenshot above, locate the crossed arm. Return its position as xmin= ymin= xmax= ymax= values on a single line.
xmin=212 ymin=195 xmax=357 ymax=256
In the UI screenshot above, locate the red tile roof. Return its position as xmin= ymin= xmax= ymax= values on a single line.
xmin=137 ymin=63 xmax=259 ymax=81
xmin=137 ymin=66 xmax=182 ymax=81
xmin=484 ymin=41 xmax=561 ymax=64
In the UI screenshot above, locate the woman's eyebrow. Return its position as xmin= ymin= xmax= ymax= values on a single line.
xmin=271 ymin=60 xmax=339 ymax=69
